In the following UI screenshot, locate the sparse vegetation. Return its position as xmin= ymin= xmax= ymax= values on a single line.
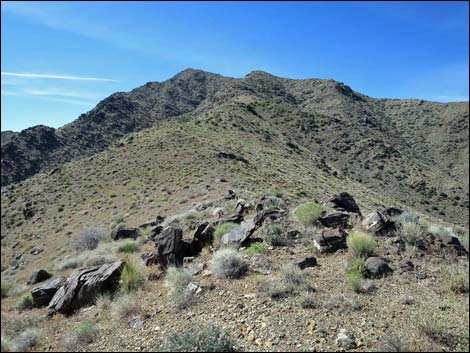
xmin=264 ymin=224 xmax=288 ymax=247
xmin=13 ymin=328 xmax=40 ymax=352
xmin=246 ymin=242 xmax=269 ymax=255
xmin=72 ymin=227 xmax=110 ymax=251
xmin=294 ymin=202 xmax=324 ymax=230
xmin=346 ymin=270 xmax=363 ymax=293
xmin=346 ymin=232 xmax=376 ymax=258
xmin=213 ymin=223 xmax=239 ymax=241
xmin=161 ymin=325 xmax=235 ymax=352
xmin=211 ymin=248 xmax=248 ymax=279
xmin=120 ymin=256 xmax=145 ymax=293
xmin=398 ymin=220 xmax=426 ymax=245
xmin=111 ymin=293 xmax=144 ymax=319
xmin=118 ymin=241 xmax=140 ymax=253
xmin=15 ymin=294 xmax=33 ymax=311
xmin=1 ymin=284 xmax=14 ymax=299
xmin=164 ymin=267 xmax=195 ymax=309
xmin=64 ymin=320 xmax=97 ymax=350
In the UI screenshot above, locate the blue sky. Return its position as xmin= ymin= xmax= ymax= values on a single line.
xmin=1 ymin=1 xmax=469 ymax=132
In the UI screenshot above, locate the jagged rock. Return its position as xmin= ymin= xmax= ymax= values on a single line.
xmin=383 ymin=236 xmax=406 ymax=255
xmin=224 ymin=189 xmax=236 ymax=200
xmin=253 ymin=208 xmax=285 ymax=227
xmin=363 ymin=211 xmax=396 ymax=236
xmin=30 ymin=247 xmax=43 ymax=255
xmin=216 ymin=151 xmax=249 ymax=164
xmin=111 ymin=227 xmax=139 ymax=241
xmin=154 ymin=227 xmax=192 ymax=269
xmin=48 ymin=261 xmax=124 ymax=316
xmin=397 ymin=260 xmax=415 ymax=274
xmin=213 ymin=213 xmax=244 ymax=226
xmin=318 ymin=211 xmax=350 ymax=228
xmin=286 ymin=229 xmax=300 ymax=239
xmin=191 ymin=222 xmax=214 ymax=253
xmin=256 ymin=195 xmax=285 ymax=211
xmin=312 ymin=228 xmax=348 ymax=253
xmin=381 ymin=207 xmax=403 ymax=220
xmin=336 ymin=328 xmax=356 ymax=350
xmin=327 ymin=192 xmax=361 ymax=215
xmin=31 ymin=277 xmax=64 ymax=308
xmin=434 ymin=234 xmax=467 ymax=256
xmin=235 ymin=199 xmax=247 ymax=215
xmin=294 ymin=256 xmax=317 ymax=270
xmin=148 ymin=225 xmax=163 ymax=242
xmin=212 ymin=207 xmax=226 ymax=218
xmin=27 ymin=269 xmax=52 ymax=285
xmin=221 ymin=219 xmax=256 ymax=247
xmin=138 ymin=216 xmax=165 ymax=229
xmin=364 ymin=257 xmax=393 ymax=278
xmin=22 ymin=199 xmax=34 ymax=219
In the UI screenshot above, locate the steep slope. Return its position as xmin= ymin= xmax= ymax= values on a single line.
xmin=1 ymin=69 xmax=469 ymax=227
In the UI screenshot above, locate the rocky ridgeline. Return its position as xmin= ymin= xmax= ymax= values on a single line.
xmin=26 ymin=191 xmax=467 ymax=320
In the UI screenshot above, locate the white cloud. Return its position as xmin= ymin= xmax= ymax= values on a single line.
xmin=23 ymin=88 xmax=100 ymax=100
xmin=1 ymin=72 xmax=117 ymax=82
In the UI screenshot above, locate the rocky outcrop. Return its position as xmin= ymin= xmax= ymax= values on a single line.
xmin=364 ymin=257 xmax=393 ymax=278
xmin=48 ymin=261 xmax=124 ymax=316
xmin=31 ymin=277 xmax=64 ymax=308
xmin=294 ymin=256 xmax=317 ymax=270
xmin=327 ymin=192 xmax=361 ymax=215
xmin=221 ymin=220 xmax=256 ymax=247
xmin=312 ymin=228 xmax=348 ymax=253
xmin=111 ymin=227 xmax=140 ymax=241
xmin=192 ymin=222 xmax=214 ymax=254
xmin=318 ymin=211 xmax=350 ymax=228
xmin=153 ymin=227 xmax=192 ymax=269
xmin=27 ymin=269 xmax=52 ymax=285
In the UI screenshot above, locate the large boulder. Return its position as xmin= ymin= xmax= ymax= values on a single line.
xmin=22 ymin=199 xmax=34 ymax=219
xmin=433 ymin=234 xmax=467 ymax=256
xmin=294 ymin=256 xmax=317 ymax=270
xmin=255 ymin=195 xmax=285 ymax=211
xmin=318 ymin=211 xmax=350 ymax=228
xmin=312 ymin=228 xmax=348 ymax=253
xmin=220 ymin=219 xmax=256 ymax=248
xmin=327 ymin=192 xmax=361 ymax=215
xmin=48 ymin=261 xmax=124 ymax=316
xmin=27 ymin=269 xmax=52 ymax=285
xmin=148 ymin=225 xmax=164 ymax=242
xmin=111 ymin=227 xmax=140 ymax=241
xmin=154 ymin=227 xmax=192 ymax=269
xmin=362 ymin=211 xmax=396 ymax=236
xmin=212 ymin=213 xmax=244 ymax=226
xmin=364 ymin=257 xmax=393 ymax=278
xmin=191 ymin=222 xmax=214 ymax=253
xmin=253 ymin=208 xmax=285 ymax=227
xmin=31 ymin=277 xmax=64 ymax=308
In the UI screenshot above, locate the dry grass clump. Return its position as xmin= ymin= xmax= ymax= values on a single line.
xmin=210 ymin=248 xmax=248 ymax=279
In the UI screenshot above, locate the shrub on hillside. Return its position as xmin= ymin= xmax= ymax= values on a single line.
xmin=118 ymin=241 xmax=140 ymax=253
xmin=211 ymin=248 xmax=247 ymax=279
xmin=64 ymin=320 xmax=97 ymax=351
xmin=120 ymin=256 xmax=145 ymax=293
xmin=14 ymin=328 xmax=40 ymax=352
xmin=264 ymin=224 xmax=288 ymax=247
xmin=15 ymin=294 xmax=33 ymax=311
xmin=1 ymin=283 xmax=14 ymax=299
xmin=346 ymin=232 xmax=376 ymax=258
xmin=294 ymin=202 xmax=324 ymax=230
xmin=72 ymin=227 xmax=109 ymax=251
xmin=111 ymin=293 xmax=144 ymax=319
xmin=161 ymin=325 xmax=235 ymax=352
xmin=213 ymin=223 xmax=239 ymax=241
xmin=398 ymin=221 xmax=426 ymax=245
xmin=164 ymin=267 xmax=195 ymax=309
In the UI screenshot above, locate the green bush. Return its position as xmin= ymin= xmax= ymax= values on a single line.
xmin=65 ymin=320 xmax=97 ymax=350
xmin=1 ymin=283 xmax=14 ymax=299
xmin=246 ymin=242 xmax=269 ymax=255
xmin=346 ymin=258 xmax=365 ymax=275
xmin=118 ymin=241 xmax=140 ymax=253
xmin=346 ymin=232 xmax=376 ymax=258
xmin=294 ymin=202 xmax=324 ymax=230
xmin=14 ymin=328 xmax=40 ymax=351
xmin=161 ymin=325 xmax=235 ymax=352
xmin=164 ymin=267 xmax=195 ymax=309
xmin=346 ymin=270 xmax=363 ymax=293
xmin=213 ymin=223 xmax=239 ymax=241
xmin=120 ymin=256 xmax=145 ymax=293
xmin=264 ymin=224 xmax=287 ymax=247
xmin=398 ymin=220 xmax=426 ymax=245
xmin=15 ymin=294 xmax=33 ymax=311
xmin=211 ymin=248 xmax=247 ymax=279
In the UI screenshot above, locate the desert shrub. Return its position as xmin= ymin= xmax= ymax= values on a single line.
xmin=211 ymin=248 xmax=247 ymax=279
xmin=14 ymin=328 xmax=40 ymax=352
xmin=346 ymin=258 xmax=366 ymax=275
xmin=294 ymin=202 xmax=324 ymax=230
xmin=246 ymin=242 xmax=269 ymax=255
xmin=213 ymin=223 xmax=239 ymax=241
xmin=1 ymin=338 xmax=13 ymax=352
xmin=1 ymin=284 xmax=14 ymax=299
xmin=60 ymin=256 xmax=84 ymax=270
xmin=118 ymin=241 xmax=140 ymax=253
xmin=84 ymin=254 xmax=117 ymax=267
xmin=15 ymin=294 xmax=33 ymax=311
xmin=446 ymin=265 xmax=469 ymax=294
xmin=393 ymin=211 xmax=420 ymax=224
xmin=72 ymin=227 xmax=109 ymax=251
xmin=111 ymin=293 xmax=144 ymax=319
xmin=96 ymin=293 xmax=113 ymax=312
xmin=120 ymin=256 xmax=145 ymax=293
xmin=398 ymin=221 xmax=426 ymax=245
xmin=264 ymin=224 xmax=287 ymax=247
xmin=65 ymin=320 xmax=96 ymax=350
xmin=280 ymin=263 xmax=308 ymax=291
xmin=346 ymin=270 xmax=363 ymax=293
xmin=161 ymin=325 xmax=235 ymax=352
xmin=300 ymin=293 xmax=319 ymax=309
xmin=346 ymin=232 xmax=376 ymax=258
xmin=165 ymin=267 xmax=194 ymax=309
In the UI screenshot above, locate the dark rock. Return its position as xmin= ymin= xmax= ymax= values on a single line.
xmin=22 ymin=200 xmax=34 ymax=219
xmin=111 ymin=227 xmax=139 ymax=241
xmin=216 ymin=151 xmax=249 ymax=164
xmin=294 ymin=256 xmax=317 ymax=270
xmin=327 ymin=192 xmax=361 ymax=215
xmin=312 ymin=228 xmax=348 ymax=253
xmin=154 ymin=227 xmax=193 ymax=269
xmin=256 ymin=195 xmax=285 ymax=211
xmin=318 ymin=211 xmax=350 ymax=228
xmin=286 ymin=229 xmax=300 ymax=238
xmin=381 ymin=207 xmax=403 ymax=220
xmin=364 ymin=257 xmax=393 ymax=278
xmin=48 ymin=261 xmax=124 ymax=316
xmin=30 ymin=247 xmax=43 ymax=255
xmin=213 ymin=213 xmax=244 ymax=226
xmin=142 ymin=252 xmax=158 ymax=266
xmin=31 ymin=277 xmax=64 ymax=308
xmin=27 ymin=269 xmax=52 ymax=285
xmin=235 ymin=199 xmax=246 ymax=215
xmin=224 ymin=189 xmax=236 ymax=200
xmin=434 ymin=234 xmax=467 ymax=256
xmin=363 ymin=211 xmax=396 ymax=236
xmin=191 ymin=223 xmax=214 ymax=254
xmin=139 ymin=216 xmax=165 ymax=229
xmin=397 ymin=260 xmax=414 ymax=274
xmin=253 ymin=208 xmax=285 ymax=227
xmin=220 ymin=219 xmax=256 ymax=248
xmin=148 ymin=225 xmax=163 ymax=242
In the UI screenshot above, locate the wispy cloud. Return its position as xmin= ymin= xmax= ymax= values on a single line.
xmin=23 ymin=88 xmax=100 ymax=100
xmin=1 ymin=72 xmax=117 ymax=82
xmin=1 ymin=89 xmax=96 ymax=106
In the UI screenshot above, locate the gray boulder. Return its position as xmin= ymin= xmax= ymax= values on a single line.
xmin=312 ymin=228 xmax=347 ymax=253
xmin=318 ymin=211 xmax=350 ymax=228
xmin=220 ymin=219 xmax=256 ymax=248
xmin=31 ymin=277 xmax=64 ymax=308
xmin=364 ymin=257 xmax=393 ymax=278
xmin=48 ymin=261 xmax=124 ymax=316
xmin=154 ymin=227 xmax=192 ymax=269
xmin=27 ymin=269 xmax=52 ymax=285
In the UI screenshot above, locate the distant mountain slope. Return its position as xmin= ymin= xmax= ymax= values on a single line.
xmin=1 ymin=69 xmax=468 ymax=225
